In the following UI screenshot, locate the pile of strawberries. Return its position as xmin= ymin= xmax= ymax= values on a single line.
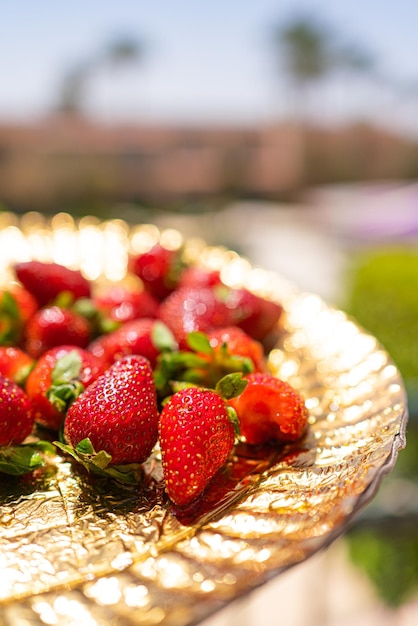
xmin=0 ymin=241 xmax=308 ymax=507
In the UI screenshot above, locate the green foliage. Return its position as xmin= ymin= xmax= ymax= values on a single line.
xmin=344 ymin=245 xmax=418 ymax=606
xmin=347 ymin=528 xmax=418 ymax=607
xmin=344 ymin=245 xmax=418 ymax=410
xmin=393 ymin=420 xmax=418 ymax=480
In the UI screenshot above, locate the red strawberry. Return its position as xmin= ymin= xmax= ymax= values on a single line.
xmin=0 ymin=374 xmax=35 ymax=446
xmin=158 ymin=286 xmax=233 ymax=348
xmin=63 ymin=355 xmax=159 ymax=469
xmin=0 ymin=374 xmax=54 ymax=475
xmin=2 ymin=285 xmax=38 ymax=322
xmin=14 ymin=261 xmax=91 ymax=306
xmin=159 ymin=383 xmax=241 ymax=506
xmin=207 ymin=327 xmax=266 ymax=373
xmin=178 ymin=266 xmax=222 ymax=289
xmin=26 ymin=345 xmax=105 ymax=430
xmin=129 ymin=243 xmax=183 ymax=301
xmin=88 ymin=318 xmax=160 ymax=368
xmin=24 ymin=306 xmax=91 ymax=358
xmin=228 ymin=372 xmax=308 ymax=444
xmin=94 ymin=285 xmax=159 ymax=323
xmin=0 ymin=285 xmax=38 ymax=345
xmin=0 ymin=346 xmax=35 ymax=386
xmin=153 ymin=328 xmax=263 ymax=399
xmin=225 ymin=288 xmax=283 ymax=342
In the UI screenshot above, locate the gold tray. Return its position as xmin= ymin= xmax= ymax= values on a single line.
xmin=0 ymin=213 xmax=407 ymax=626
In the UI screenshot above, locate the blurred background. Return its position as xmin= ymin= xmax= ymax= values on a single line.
xmin=1 ymin=0 xmax=418 ymax=214
xmin=1 ymin=1 xmax=418 ymax=624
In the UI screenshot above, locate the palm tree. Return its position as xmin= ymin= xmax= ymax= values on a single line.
xmin=57 ymin=62 xmax=94 ymax=115
xmin=56 ymin=36 xmax=143 ymax=115
xmin=273 ymin=14 xmax=374 ymax=121
xmin=102 ymin=37 xmax=142 ymax=68
xmin=272 ymin=14 xmax=375 ymax=187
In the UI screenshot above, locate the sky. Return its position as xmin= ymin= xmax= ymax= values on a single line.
xmin=1 ymin=1 xmax=418 ymax=133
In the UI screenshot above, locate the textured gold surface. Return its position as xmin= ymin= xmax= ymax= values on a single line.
xmin=0 ymin=213 xmax=407 ymax=626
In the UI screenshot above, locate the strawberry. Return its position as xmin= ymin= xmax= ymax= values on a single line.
xmin=14 ymin=261 xmax=91 ymax=306
xmin=0 ymin=374 xmax=53 ymax=475
xmin=88 ymin=318 xmax=162 ymax=368
xmin=26 ymin=345 xmax=105 ymax=430
xmin=129 ymin=243 xmax=184 ymax=301
xmin=178 ymin=267 xmax=283 ymax=341
xmin=171 ymin=441 xmax=280 ymax=525
xmin=24 ymin=306 xmax=91 ymax=358
xmin=0 ymin=374 xmax=35 ymax=446
xmin=178 ymin=266 xmax=222 ymax=289
xmin=158 ymin=374 xmax=245 ymax=506
xmin=157 ymin=286 xmax=233 ymax=348
xmin=0 ymin=346 xmax=35 ymax=386
xmin=153 ymin=328 xmax=262 ymax=399
xmin=158 ymin=284 xmax=282 ymax=349
xmin=207 ymin=327 xmax=266 ymax=373
xmin=0 ymin=285 xmax=38 ymax=345
xmin=60 ymin=355 xmax=159 ymax=483
xmin=228 ymin=372 xmax=308 ymax=444
xmin=2 ymin=284 xmax=39 ymax=322
xmin=224 ymin=288 xmax=283 ymax=342
xmin=93 ymin=285 xmax=159 ymax=323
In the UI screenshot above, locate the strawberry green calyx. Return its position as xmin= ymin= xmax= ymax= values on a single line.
xmin=187 ymin=331 xmax=255 ymax=375
xmin=55 ymin=438 xmax=143 ymax=485
xmin=72 ymin=297 xmax=120 ymax=336
xmin=0 ymin=291 xmax=22 ymax=345
xmin=165 ymin=373 xmax=245 ymax=438
xmin=226 ymin=406 xmax=241 ymax=440
xmin=151 ymin=320 xmax=178 ymax=352
xmin=153 ymin=330 xmax=254 ymax=399
xmin=0 ymin=291 xmax=20 ymax=319
xmin=186 ymin=332 xmax=256 ymax=381
xmin=215 ymin=372 xmax=248 ymax=400
xmin=46 ymin=350 xmax=85 ymax=413
xmin=0 ymin=440 xmax=55 ymax=475
xmin=51 ymin=349 xmax=82 ymax=382
xmin=153 ymin=350 xmax=209 ymax=397
xmin=216 ymin=372 xmax=247 ymax=440
xmin=52 ymin=290 xmax=75 ymax=309
xmin=47 ymin=381 xmax=85 ymax=414
xmin=186 ymin=331 xmax=213 ymax=354
xmin=14 ymin=361 xmax=35 ymax=387
xmin=169 ymin=380 xmax=200 ymax=394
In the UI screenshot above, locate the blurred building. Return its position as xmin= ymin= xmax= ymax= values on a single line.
xmin=0 ymin=117 xmax=417 ymax=212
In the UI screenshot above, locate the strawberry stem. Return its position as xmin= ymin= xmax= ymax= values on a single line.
xmin=47 ymin=381 xmax=85 ymax=414
xmin=0 ymin=441 xmax=55 ymax=475
xmin=153 ymin=330 xmax=254 ymax=400
xmin=51 ymin=351 xmax=82 ymax=383
xmin=46 ymin=351 xmax=86 ymax=413
xmin=0 ymin=291 xmax=23 ymax=345
xmin=186 ymin=331 xmax=213 ymax=354
xmin=54 ymin=438 xmax=143 ymax=485
xmin=226 ymin=406 xmax=241 ymax=440
xmin=14 ymin=361 xmax=35 ymax=387
xmin=151 ymin=320 xmax=178 ymax=352
xmin=72 ymin=298 xmax=120 ymax=336
xmin=215 ymin=372 xmax=248 ymax=400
